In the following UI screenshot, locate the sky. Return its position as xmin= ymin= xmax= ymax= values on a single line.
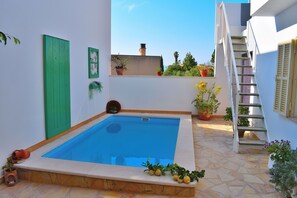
xmin=111 ymin=0 xmax=249 ymax=66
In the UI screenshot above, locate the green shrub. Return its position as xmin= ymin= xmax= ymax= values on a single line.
xmin=269 ymin=150 xmax=297 ymax=197
xmin=223 ymin=107 xmax=249 ymax=126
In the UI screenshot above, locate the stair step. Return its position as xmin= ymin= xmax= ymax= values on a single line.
xmin=239 ymin=83 xmax=257 ymax=86
xmin=232 ymin=42 xmax=246 ymax=45
xmin=231 ymin=36 xmax=246 ymax=39
xmin=239 ymin=139 xmax=266 ymax=146
xmin=235 ymin=57 xmax=249 ymax=60
xmin=239 ymin=92 xmax=259 ymax=96
xmin=234 ymin=49 xmax=248 ymax=53
xmin=239 ymin=103 xmax=262 ymax=107
xmin=238 ymin=114 xmax=264 ymax=119
xmin=238 ymin=74 xmax=254 ymax=76
xmin=236 ymin=65 xmax=252 ymax=68
xmin=238 ymin=126 xmax=267 ymax=132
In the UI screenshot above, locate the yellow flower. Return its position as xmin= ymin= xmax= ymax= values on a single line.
xmin=198 ymin=81 xmax=207 ymax=93
xmin=215 ymin=86 xmax=222 ymax=95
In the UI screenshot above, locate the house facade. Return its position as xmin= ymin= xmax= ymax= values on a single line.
xmin=215 ymin=0 xmax=297 ymax=150
xmin=111 ymin=44 xmax=162 ymax=76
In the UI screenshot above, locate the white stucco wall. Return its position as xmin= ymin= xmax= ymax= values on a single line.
xmin=0 ymin=0 xmax=111 ymax=168
xmin=224 ymin=3 xmax=246 ymax=36
xmin=249 ymin=16 xmax=297 ymax=149
xmin=250 ymin=0 xmax=269 ymax=15
xmin=109 ymin=65 xmax=230 ymax=116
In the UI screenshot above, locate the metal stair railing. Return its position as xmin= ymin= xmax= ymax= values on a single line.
xmin=219 ymin=2 xmax=241 ymax=152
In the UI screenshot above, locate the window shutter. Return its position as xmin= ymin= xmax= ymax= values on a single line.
xmin=274 ymin=42 xmax=293 ymax=116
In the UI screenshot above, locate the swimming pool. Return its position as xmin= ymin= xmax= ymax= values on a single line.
xmin=16 ymin=113 xmax=196 ymax=195
xmin=42 ymin=116 xmax=180 ymax=168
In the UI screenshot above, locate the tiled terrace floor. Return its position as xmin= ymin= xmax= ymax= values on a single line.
xmin=0 ymin=117 xmax=282 ymax=198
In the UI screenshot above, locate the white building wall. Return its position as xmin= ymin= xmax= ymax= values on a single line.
xmin=0 ymin=0 xmax=111 ymax=168
xmin=224 ymin=3 xmax=246 ymax=36
xmin=250 ymin=0 xmax=269 ymax=15
xmin=109 ymin=67 xmax=230 ymax=116
xmin=248 ymin=15 xmax=297 ymax=148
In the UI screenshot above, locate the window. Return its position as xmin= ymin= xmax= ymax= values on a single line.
xmin=274 ymin=39 xmax=297 ymax=117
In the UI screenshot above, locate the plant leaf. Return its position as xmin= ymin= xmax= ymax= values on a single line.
xmin=0 ymin=32 xmax=7 ymax=45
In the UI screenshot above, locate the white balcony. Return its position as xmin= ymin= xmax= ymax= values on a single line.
xmin=251 ymin=0 xmax=297 ymax=16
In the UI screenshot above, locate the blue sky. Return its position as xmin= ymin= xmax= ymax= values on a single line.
xmin=112 ymin=0 xmax=248 ymax=66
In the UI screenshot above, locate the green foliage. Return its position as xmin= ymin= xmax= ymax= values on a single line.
xmin=162 ymin=64 xmax=183 ymax=76
xmin=210 ymin=49 xmax=215 ymax=64
xmin=269 ymin=150 xmax=297 ymax=197
xmin=160 ymin=56 xmax=164 ymax=72
xmin=192 ymin=81 xmax=222 ymax=114
xmin=0 ymin=32 xmax=20 ymax=45
xmin=168 ymin=163 xmax=205 ymax=182
xmin=142 ymin=160 xmax=205 ymax=183
xmin=89 ymin=81 xmax=103 ymax=98
xmin=111 ymin=55 xmax=128 ymax=69
xmin=2 ymin=156 xmax=15 ymax=172
xmin=224 ymin=107 xmax=249 ymax=126
xmin=183 ymin=52 xmax=197 ymax=70
xmin=142 ymin=160 xmax=167 ymax=176
xmin=264 ymin=140 xmax=292 ymax=163
xmin=174 ymin=51 xmax=179 ymax=64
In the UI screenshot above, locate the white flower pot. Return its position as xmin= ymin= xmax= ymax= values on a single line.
xmin=268 ymin=154 xmax=274 ymax=169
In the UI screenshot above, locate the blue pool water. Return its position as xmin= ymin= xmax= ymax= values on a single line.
xmin=42 ymin=116 xmax=180 ymax=168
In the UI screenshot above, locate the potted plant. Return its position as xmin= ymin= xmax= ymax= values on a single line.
xmin=224 ymin=106 xmax=249 ymax=138
xmin=2 ymin=156 xmax=18 ymax=186
xmin=269 ymin=150 xmax=297 ymax=198
xmin=109 ymin=106 xmax=118 ymax=114
xmin=197 ymin=64 xmax=210 ymax=77
xmin=264 ymin=140 xmax=292 ymax=168
xmin=192 ymin=80 xmax=221 ymax=120
xmin=111 ymin=55 xmax=128 ymax=75
xmin=89 ymin=81 xmax=103 ymax=99
xmin=156 ymin=67 xmax=163 ymax=76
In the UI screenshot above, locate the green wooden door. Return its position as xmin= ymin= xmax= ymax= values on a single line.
xmin=44 ymin=35 xmax=71 ymax=139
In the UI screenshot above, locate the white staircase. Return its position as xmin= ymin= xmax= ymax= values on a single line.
xmin=218 ymin=3 xmax=267 ymax=153
xmin=232 ymin=36 xmax=267 ymax=149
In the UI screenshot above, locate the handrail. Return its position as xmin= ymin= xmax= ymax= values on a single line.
xmin=220 ymin=3 xmax=241 ymax=93
xmin=247 ymin=21 xmax=260 ymax=54
xmin=218 ymin=2 xmax=241 ymax=151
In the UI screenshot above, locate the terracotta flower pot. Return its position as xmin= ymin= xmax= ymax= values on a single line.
xmin=12 ymin=149 xmax=30 ymax=161
xmin=199 ymin=69 xmax=208 ymax=77
xmin=157 ymin=71 xmax=162 ymax=76
xmin=116 ymin=68 xmax=124 ymax=75
xmin=4 ymin=169 xmax=18 ymax=187
xmin=198 ymin=111 xmax=212 ymax=121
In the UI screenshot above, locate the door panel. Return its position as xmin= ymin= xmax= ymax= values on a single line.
xmin=44 ymin=35 xmax=70 ymax=139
